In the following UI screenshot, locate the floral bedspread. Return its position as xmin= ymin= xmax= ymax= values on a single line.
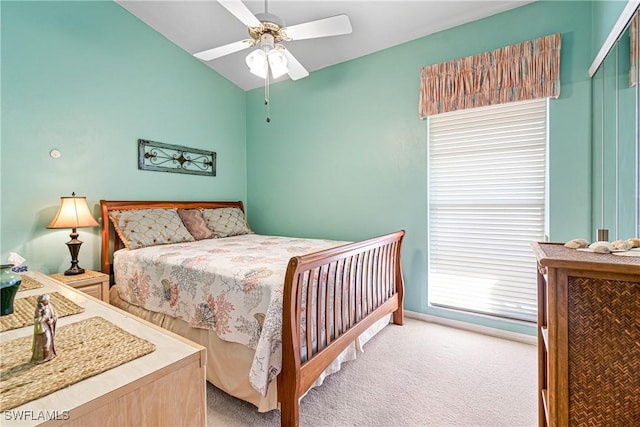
xmin=113 ymin=234 xmax=347 ymax=395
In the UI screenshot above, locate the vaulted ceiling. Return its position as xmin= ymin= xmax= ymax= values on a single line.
xmin=117 ymin=0 xmax=535 ymax=91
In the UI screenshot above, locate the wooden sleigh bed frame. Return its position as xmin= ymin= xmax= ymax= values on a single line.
xmin=100 ymin=200 xmax=405 ymax=426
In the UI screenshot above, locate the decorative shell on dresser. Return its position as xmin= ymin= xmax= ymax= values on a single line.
xmin=588 ymin=241 xmax=615 ymax=254
xmin=564 ymin=239 xmax=589 ymax=249
xmin=627 ymin=237 xmax=640 ymax=248
xmin=612 ymin=240 xmax=633 ymax=251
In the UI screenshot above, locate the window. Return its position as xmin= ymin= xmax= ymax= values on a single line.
xmin=427 ymin=99 xmax=547 ymax=323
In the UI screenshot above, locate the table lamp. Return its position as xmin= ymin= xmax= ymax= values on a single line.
xmin=48 ymin=192 xmax=99 ymax=275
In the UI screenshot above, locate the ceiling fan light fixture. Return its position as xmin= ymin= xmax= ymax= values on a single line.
xmin=246 ymin=49 xmax=268 ymax=78
xmin=249 ymin=64 xmax=268 ymax=79
xmin=245 ymin=43 xmax=288 ymax=79
xmin=267 ymin=48 xmax=288 ymax=78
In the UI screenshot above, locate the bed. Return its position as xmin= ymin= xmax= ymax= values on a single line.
xmin=100 ymin=200 xmax=405 ymax=426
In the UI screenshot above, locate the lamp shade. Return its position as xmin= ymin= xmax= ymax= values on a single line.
xmin=48 ymin=194 xmax=99 ymax=229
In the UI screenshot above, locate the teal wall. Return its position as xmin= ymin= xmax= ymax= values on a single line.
xmin=246 ymin=1 xmax=595 ymax=335
xmin=0 ymin=1 xmax=247 ymax=273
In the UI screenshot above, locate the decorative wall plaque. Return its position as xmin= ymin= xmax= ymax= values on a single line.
xmin=138 ymin=139 xmax=216 ymax=176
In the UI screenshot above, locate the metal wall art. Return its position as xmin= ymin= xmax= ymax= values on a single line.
xmin=138 ymin=139 xmax=216 ymax=177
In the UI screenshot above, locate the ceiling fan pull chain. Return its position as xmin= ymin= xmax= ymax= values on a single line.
xmin=265 ymin=57 xmax=271 ymax=123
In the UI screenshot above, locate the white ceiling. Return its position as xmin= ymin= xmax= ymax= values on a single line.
xmin=117 ymin=0 xmax=535 ymax=91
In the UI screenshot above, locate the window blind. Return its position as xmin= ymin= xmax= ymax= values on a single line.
xmin=427 ymin=99 xmax=547 ymax=323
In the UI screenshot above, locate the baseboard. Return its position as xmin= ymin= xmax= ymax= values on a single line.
xmin=405 ymin=310 xmax=537 ymax=345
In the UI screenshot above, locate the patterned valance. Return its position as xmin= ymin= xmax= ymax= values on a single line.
xmin=631 ymin=13 xmax=638 ymax=87
xmin=419 ymin=33 xmax=561 ymax=118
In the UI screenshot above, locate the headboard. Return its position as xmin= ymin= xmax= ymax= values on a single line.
xmin=100 ymin=200 xmax=245 ymax=278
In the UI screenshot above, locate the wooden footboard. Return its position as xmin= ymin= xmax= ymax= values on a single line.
xmin=278 ymin=231 xmax=405 ymax=427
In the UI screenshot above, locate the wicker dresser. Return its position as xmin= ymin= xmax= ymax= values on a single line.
xmin=531 ymin=242 xmax=640 ymax=427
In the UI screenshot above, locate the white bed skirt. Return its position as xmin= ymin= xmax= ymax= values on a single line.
xmin=109 ymin=285 xmax=390 ymax=412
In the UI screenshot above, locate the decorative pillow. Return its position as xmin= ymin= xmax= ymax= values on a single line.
xmin=109 ymin=208 xmax=195 ymax=249
xmin=201 ymin=207 xmax=253 ymax=238
xmin=177 ymin=209 xmax=214 ymax=240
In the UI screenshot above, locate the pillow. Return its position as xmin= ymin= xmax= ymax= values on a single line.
xmin=201 ymin=207 xmax=253 ymax=238
xmin=109 ymin=208 xmax=195 ymax=249
xmin=177 ymin=209 xmax=214 ymax=240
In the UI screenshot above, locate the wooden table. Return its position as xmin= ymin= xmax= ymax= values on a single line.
xmin=0 ymin=272 xmax=206 ymax=426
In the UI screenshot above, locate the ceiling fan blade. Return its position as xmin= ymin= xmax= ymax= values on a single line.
xmin=284 ymin=15 xmax=352 ymax=41
xmin=194 ymin=39 xmax=253 ymax=61
xmin=280 ymin=48 xmax=309 ymax=80
xmin=218 ymin=0 xmax=261 ymax=28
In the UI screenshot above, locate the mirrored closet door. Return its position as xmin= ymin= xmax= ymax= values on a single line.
xmin=591 ymin=5 xmax=640 ymax=240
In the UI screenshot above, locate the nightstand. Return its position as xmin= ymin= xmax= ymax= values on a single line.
xmin=49 ymin=270 xmax=109 ymax=303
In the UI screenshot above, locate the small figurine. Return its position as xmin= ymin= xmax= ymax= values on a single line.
xmin=31 ymin=293 xmax=57 ymax=363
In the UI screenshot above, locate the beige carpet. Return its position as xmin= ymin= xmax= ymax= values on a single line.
xmin=206 ymin=318 xmax=537 ymax=427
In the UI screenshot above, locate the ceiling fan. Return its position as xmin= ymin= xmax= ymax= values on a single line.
xmin=193 ymin=0 xmax=353 ymax=82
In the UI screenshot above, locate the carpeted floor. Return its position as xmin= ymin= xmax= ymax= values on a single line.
xmin=206 ymin=318 xmax=537 ymax=427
